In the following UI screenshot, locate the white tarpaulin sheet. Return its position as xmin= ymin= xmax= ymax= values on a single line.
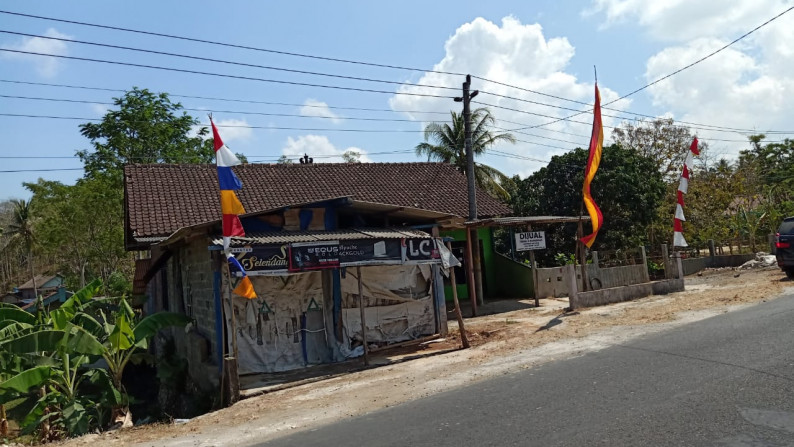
xmin=227 ymin=272 xmax=327 ymax=374
xmin=340 ymin=265 xmax=435 ymax=345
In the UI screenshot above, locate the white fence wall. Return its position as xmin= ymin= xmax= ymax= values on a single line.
xmin=536 ymin=263 xmax=648 ymax=298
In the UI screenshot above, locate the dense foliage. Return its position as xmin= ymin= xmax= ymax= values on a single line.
xmin=0 ymin=280 xmax=189 ymax=440
xmin=505 ymin=144 xmax=666 ymax=264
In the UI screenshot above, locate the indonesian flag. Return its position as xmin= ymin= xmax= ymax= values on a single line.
xmin=580 ymin=83 xmax=604 ymax=248
xmin=673 ymin=137 xmax=700 ymax=247
xmin=211 ymin=118 xmax=256 ymax=299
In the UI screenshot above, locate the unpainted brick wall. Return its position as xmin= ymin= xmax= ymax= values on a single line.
xmin=161 ymin=237 xmax=221 ymax=391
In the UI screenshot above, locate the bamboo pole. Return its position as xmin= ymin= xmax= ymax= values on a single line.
xmin=357 ymin=266 xmax=369 ymax=366
xmin=465 ymin=228 xmax=478 ymax=317
xmin=446 ymin=242 xmax=469 ymax=349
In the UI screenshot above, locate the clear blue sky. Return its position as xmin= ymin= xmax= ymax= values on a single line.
xmin=1 ymin=0 xmax=791 ymax=200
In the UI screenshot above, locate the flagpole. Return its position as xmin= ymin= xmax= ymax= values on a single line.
xmin=576 ymin=65 xmax=599 ymax=296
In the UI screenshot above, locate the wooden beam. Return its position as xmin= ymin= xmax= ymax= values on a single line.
xmin=465 ymin=228 xmax=478 ymax=317
xmin=356 ymin=266 xmax=370 ymax=366
xmin=447 ymin=242 xmax=470 ymax=348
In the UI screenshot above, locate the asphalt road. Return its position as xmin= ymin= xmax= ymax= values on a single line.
xmin=258 ymin=291 xmax=794 ymax=447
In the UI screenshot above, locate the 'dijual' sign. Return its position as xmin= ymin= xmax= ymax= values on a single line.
xmin=515 ymin=231 xmax=546 ymax=251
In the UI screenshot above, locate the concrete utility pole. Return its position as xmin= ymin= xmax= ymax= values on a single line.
xmin=455 ymin=75 xmax=485 ymax=308
xmin=455 ymin=74 xmax=479 ymax=221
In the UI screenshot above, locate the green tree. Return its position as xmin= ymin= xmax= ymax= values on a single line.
xmin=23 ymin=179 xmax=130 ymax=293
xmin=415 ymin=108 xmax=516 ymax=200
xmin=342 ymin=150 xmax=362 ymax=163
xmin=77 ymin=88 xmax=214 ymax=184
xmin=611 ymin=118 xmax=705 ymax=180
xmin=509 ymin=144 xmax=666 ymax=264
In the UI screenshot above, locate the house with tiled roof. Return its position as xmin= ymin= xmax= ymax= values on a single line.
xmin=124 ymin=161 xmax=512 ymax=404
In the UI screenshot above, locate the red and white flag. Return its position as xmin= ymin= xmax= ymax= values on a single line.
xmin=673 ymin=137 xmax=700 ymax=247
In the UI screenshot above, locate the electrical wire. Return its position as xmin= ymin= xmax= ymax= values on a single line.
xmin=0 ymin=48 xmax=456 ymax=99
xmin=0 ymin=10 xmax=465 ymax=77
xmin=0 ymin=30 xmax=460 ymax=92
xmin=4 ymin=9 xmax=792 ymax=135
xmin=0 ymin=79 xmax=453 ymax=115
xmin=527 ymin=5 xmax=794 ymax=130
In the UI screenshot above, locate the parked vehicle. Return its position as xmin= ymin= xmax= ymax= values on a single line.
xmin=776 ymin=216 xmax=794 ymax=279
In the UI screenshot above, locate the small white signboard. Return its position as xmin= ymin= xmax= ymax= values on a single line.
xmin=515 ymin=231 xmax=546 ymax=251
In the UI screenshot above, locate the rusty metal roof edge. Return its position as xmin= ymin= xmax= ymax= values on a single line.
xmin=464 ymin=216 xmax=590 ymax=227
xmin=210 ymin=227 xmax=434 ymax=246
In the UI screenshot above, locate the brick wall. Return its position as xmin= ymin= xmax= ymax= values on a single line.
xmin=159 ymin=237 xmax=221 ymax=392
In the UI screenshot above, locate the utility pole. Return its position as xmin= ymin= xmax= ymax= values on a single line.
xmin=455 ymin=75 xmax=484 ymax=309
xmin=455 ymin=74 xmax=479 ymax=221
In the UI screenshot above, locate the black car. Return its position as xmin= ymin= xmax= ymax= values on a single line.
xmin=776 ymin=216 xmax=794 ymax=279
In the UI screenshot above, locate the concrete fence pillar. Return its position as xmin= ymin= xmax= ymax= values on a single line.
xmin=673 ymin=252 xmax=684 ymax=279
xmin=567 ymin=264 xmax=579 ymax=310
xmin=640 ymin=246 xmax=650 ymax=283
xmin=661 ymin=244 xmax=671 ymax=279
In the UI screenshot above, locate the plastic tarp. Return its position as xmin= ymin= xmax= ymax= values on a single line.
xmin=228 ymin=272 xmax=328 ymax=374
xmin=339 ymin=265 xmax=436 ymax=346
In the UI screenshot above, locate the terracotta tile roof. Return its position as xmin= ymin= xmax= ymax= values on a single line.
xmin=124 ymin=162 xmax=511 ymax=240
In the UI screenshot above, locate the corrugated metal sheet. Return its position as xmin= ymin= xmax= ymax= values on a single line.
xmin=211 ymin=228 xmax=432 ymax=246
xmin=465 ymin=216 xmax=588 ymax=227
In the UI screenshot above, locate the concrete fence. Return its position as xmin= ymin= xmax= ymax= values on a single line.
xmin=535 ymin=246 xmax=649 ymax=299
xmin=679 ymin=239 xmax=756 ymax=276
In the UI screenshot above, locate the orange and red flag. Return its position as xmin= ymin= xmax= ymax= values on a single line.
xmin=580 ymin=83 xmax=604 ymax=248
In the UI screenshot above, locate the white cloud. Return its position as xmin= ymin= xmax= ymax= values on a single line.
xmin=195 ymin=118 xmax=254 ymax=144
xmin=300 ymin=99 xmax=342 ymax=123
xmin=1 ymin=28 xmax=71 ymax=77
xmin=389 ymin=16 xmax=629 ymax=178
xmin=281 ymin=135 xmax=371 ymax=163
xmin=585 ymin=0 xmax=787 ymax=42
xmin=587 ymin=0 xmax=794 ymax=158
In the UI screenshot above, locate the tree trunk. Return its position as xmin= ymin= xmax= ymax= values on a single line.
xmin=29 ymin=247 xmax=38 ymax=301
xmin=1 ymin=403 xmax=8 ymax=437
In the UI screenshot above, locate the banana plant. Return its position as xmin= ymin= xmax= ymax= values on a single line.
xmin=0 ymin=279 xmax=191 ymax=438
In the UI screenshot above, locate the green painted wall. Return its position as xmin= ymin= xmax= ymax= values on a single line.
xmin=493 ymin=253 xmax=534 ymax=298
xmin=440 ymin=227 xmax=496 ymax=302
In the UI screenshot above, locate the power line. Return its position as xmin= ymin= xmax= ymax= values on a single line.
xmin=0 ymin=10 xmax=465 ymax=77
xmin=0 ymin=94 xmax=444 ymax=124
xmin=4 ymin=10 xmax=791 ymax=137
xmin=0 ymin=49 xmax=456 ymax=99
xmin=529 ymin=5 xmax=794 ymax=130
xmin=0 ymin=79 xmax=453 ymax=116
xmin=0 ymin=30 xmax=459 ymax=92
xmin=0 ymin=112 xmax=429 ymax=132
xmin=0 ymin=168 xmax=84 ymax=173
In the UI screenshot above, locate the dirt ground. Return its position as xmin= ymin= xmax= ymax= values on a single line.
xmin=46 ymin=267 xmax=793 ymax=447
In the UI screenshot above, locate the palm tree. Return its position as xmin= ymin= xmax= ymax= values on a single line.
xmin=415 ymin=108 xmax=516 ymax=200
xmin=6 ymin=199 xmax=37 ymax=300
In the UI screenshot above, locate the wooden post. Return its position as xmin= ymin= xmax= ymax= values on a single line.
xmin=527 ymin=224 xmax=539 ymax=308
xmin=223 ymin=264 xmax=239 ymax=360
xmin=465 ymin=228 xmax=478 ymax=317
xmin=356 ymin=266 xmax=369 ymax=366
xmin=472 ymin=228 xmax=485 ymax=306
xmin=510 ymin=227 xmax=516 ymax=261
xmin=576 ymin=220 xmax=590 ymax=292
xmin=447 ymin=242 xmax=469 ymax=349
